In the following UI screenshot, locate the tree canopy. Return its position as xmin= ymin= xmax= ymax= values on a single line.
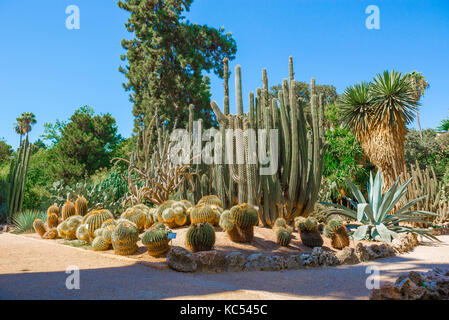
xmin=118 ymin=0 xmax=237 ymax=131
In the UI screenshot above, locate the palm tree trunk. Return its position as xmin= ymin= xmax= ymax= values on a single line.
xmin=416 ymin=109 xmax=423 ymax=140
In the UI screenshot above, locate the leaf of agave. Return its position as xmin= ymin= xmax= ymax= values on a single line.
xmin=321 ymin=206 xmax=358 ymax=220
xmin=345 ymin=178 xmax=366 ymax=204
xmin=345 ymin=196 xmax=358 ymax=209
xmin=353 ymin=225 xmax=369 ymax=241
xmin=376 ymin=223 xmax=392 ymax=243
xmin=377 ymin=179 xmax=399 ymax=221
xmin=393 ymin=197 xmax=430 ymax=216
xmin=372 ymin=171 xmax=384 ymax=221
xmin=379 ymin=179 xmax=412 ymax=221
xmin=357 ymin=203 xmax=370 ymax=222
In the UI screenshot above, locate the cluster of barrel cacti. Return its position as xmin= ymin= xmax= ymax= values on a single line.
xmin=219 ymin=203 xmax=259 ymax=243
xmin=295 ymin=216 xmax=323 ymax=248
xmin=142 ymin=222 xmax=172 ymax=257
xmin=323 ymin=218 xmax=350 ymax=250
xmin=155 ymin=200 xmax=193 ymax=228
xmin=208 ymin=57 xmax=326 ymax=226
xmin=273 ymin=218 xmax=293 ymax=247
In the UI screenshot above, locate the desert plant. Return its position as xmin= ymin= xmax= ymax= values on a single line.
xmin=321 ymin=171 xmax=439 ymax=243
xmin=273 ymin=218 xmax=293 ymax=247
xmin=190 ymin=205 xmax=215 ymax=225
xmin=43 ymin=228 xmax=58 ymax=239
xmin=219 ymin=203 xmax=258 ymax=243
xmin=323 ymin=218 xmax=350 ymax=250
xmin=76 ymin=224 xmax=90 ymax=242
xmin=46 ymin=212 xmax=59 ymax=228
xmin=13 ymin=211 xmax=46 ymax=234
xmin=197 ymin=195 xmax=223 ymax=208
xmin=142 ymin=226 xmax=171 ymax=257
xmin=295 ymin=216 xmax=323 ymax=248
xmin=111 ymin=220 xmax=139 ymax=255
xmin=75 ymin=196 xmax=88 ymax=216
xmin=92 ymin=236 xmax=110 ymax=251
xmin=47 ymin=204 xmax=59 ymax=216
xmin=185 ymin=222 xmax=216 ymax=252
xmin=121 ymin=205 xmax=147 ymax=232
xmin=83 ymin=209 xmax=114 ymax=240
xmin=61 ymin=201 xmax=76 ymax=220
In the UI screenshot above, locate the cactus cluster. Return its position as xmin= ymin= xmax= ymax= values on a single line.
xmin=219 ymin=203 xmax=258 ymax=243
xmin=156 ymin=200 xmax=191 ymax=228
xmin=141 ymin=223 xmax=171 ymax=257
xmin=75 ymin=196 xmax=88 ymax=216
xmin=82 ymin=209 xmax=114 ymax=240
xmin=111 ymin=220 xmax=139 ymax=255
xmin=295 ymin=216 xmax=323 ymax=248
xmin=273 ymin=218 xmax=293 ymax=247
xmin=185 ymin=222 xmax=216 ymax=252
xmin=61 ymin=201 xmax=76 ymax=221
xmin=58 ymin=215 xmax=83 ymax=240
xmin=323 ymin=218 xmax=349 ymax=250
xmin=121 ymin=205 xmax=148 ymax=232
xmin=208 ymin=57 xmax=326 ymax=226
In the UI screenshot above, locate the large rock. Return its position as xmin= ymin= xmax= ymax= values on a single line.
xmin=193 ymin=251 xmax=226 ymax=273
xmin=285 ymin=255 xmax=304 ymax=270
xmin=244 ymin=253 xmax=284 ymax=271
xmin=391 ymin=233 xmax=418 ymax=253
xmin=336 ymin=247 xmax=358 ymax=265
xmin=355 ymin=243 xmax=369 ymax=262
xmin=225 ymin=252 xmax=246 ymax=272
xmin=167 ymin=246 xmax=197 ymax=272
xmin=367 ymin=244 xmax=395 ymax=259
xmin=303 ymin=247 xmax=339 ymax=267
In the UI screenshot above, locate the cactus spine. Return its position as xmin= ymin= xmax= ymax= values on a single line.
xmin=61 ymin=202 xmax=76 ymax=221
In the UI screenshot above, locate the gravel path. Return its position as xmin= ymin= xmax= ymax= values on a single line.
xmin=1 ymin=232 xmax=449 ymax=300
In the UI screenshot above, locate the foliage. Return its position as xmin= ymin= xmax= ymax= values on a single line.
xmin=41 ymin=106 xmax=123 ymax=181
xmin=270 ymin=82 xmax=338 ymax=106
xmin=117 ymin=0 xmax=237 ymax=131
xmin=0 ymin=139 xmax=13 ymax=163
xmin=321 ymin=171 xmax=438 ymax=243
xmin=12 ymin=210 xmax=47 ymax=234
xmin=437 ymin=118 xmax=449 ymax=133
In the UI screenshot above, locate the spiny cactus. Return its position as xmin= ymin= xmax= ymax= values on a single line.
xmin=76 ymin=224 xmax=90 ymax=242
xmin=101 ymin=218 xmax=117 ymax=229
xmin=83 ymin=209 xmax=114 ymax=240
xmin=121 ymin=206 xmax=147 ymax=232
xmin=197 ymin=195 xmax=223 ymax=208
xmin=185 ymin=222 xmax=216 ymax=253
xmin=141 ymin=226 xmax=171 ymax=257
xmin=156 ymin=200 xmax=176 ymax=222
xmin=33 ymin=218 xmax=46 ymax=237
xmin=323 ymin=218 xmax=349 ymax=250
xmin=220 ymin=204 xmax=259 ymax=243
xmin=190 ymin=205 xmax=216 ymax=225
xmin=273 ymin=218 xmax=293 ymax=247
xmin=146 ymin=208 xmax=157 ymax=229
xmin=57 ymin=220 xmax=68 ymax=238
xmin=47 ymin=212 xmax=59 ymax=229
xmin=111 ymin=220 xmax=139 ymax=255
xmin=92 ymin=236 xmax=110 ymax=251
xmin=64 ymin=215 xmax=83 ymax=240
xmin=47 ymin=204 xmax=59 ymax=216
xmin=75 ymin=195 xmax=88 ymax=216
xmin=43 ymin=228 xmax=58 ymax=240
xmin=295 ymin=216 xmax=323 ymax=248
xmin=61 ymin=201 xmax=76 ymax=221
xmin=210 ymin=57 xmax=326 ymax=226
xmin=101 ymin=224 xmax=115 ymax=244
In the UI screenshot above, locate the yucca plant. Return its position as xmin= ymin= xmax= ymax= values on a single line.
xmin=321 ymin=171 xmax=438 ymax=243
xmin=12 ymin=210 xmax=47 ymax=234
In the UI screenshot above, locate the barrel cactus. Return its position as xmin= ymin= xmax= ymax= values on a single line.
xmin=220 ymin=204 xmax=259 ymax=243
xmin=76 ymin=224 xmax=90 ymax=242
xmin=101 ymin=224 xmax=115 ymax=244
xmin=323 ymin=218 xmax=350 ymax=250
xmin=146 ymin=208 xmax=157 ymax=229
xmin=197 ymin=195 xmax=223 ymax=208
xmin=141 ymin=225 xmax=171 ymax=257
xmin=295 ymin=216 xmax=323 ymax=248
xmin=47 ymin=204 xmax=59 ymax=216
xmin=33 ymin=218 xmax=46 ymax=237
xmin=190 ymin=205 xmax=215 ymax=225
xmin=47 ymin=212 xmax=59 ymax=229
xmin=83 ymin=209 xmax=114 ymax=240
xmin=43 ymin=228 xmax=58 ymax=239
xmin=75 ymin=195 xmax=88 ymax=216
xmin=111 ymin=220 xmax=139 ymax=255
xmin=61 ymin=201 xmax=76 ymax=221
xmin=92 ymin=236 xmax=110 ymax=251
xmin=185 ymin=222 xmax=216 ymax=253
xmin=156 ymin=200 xmax=176 ymax=222
xmin=121 ymin=206 xmax=147 ymax=232
xmin=273 ymin=218 xmax=293 ymax=247
xmin=64 ymin=215 xmax=83 ymax=240
xmin=57 ymin=220 xmax=69 ymax=238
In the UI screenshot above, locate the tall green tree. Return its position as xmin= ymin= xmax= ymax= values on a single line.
xmin=408 ymin=71 xmax=430 ymax=139
xmin=42 ymin=106 xmax=123 ymax=181
xmin=118 ymin=0 xmax=237 ymax=130
xmin=14 ymin=112 xmax=37 ymax=145
xmin=0 ymin=139 xmax=13 ymax=163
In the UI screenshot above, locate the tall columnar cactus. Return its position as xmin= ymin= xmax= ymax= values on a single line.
xmin=185 ymin=222 xmax=216 ymax=253
xmin=219 ymin=203 xmax=259 ymax=243
xmin=5 ymin=135 xmax=31 ymax=223
xmin=75 ymin=196 xmax=88 ymax=216
xmin=210 ymin=57 xmax=327 ymax=226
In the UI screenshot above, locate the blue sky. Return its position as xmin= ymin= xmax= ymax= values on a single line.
xmin=1 ymin=0 xmax=448 ymax=149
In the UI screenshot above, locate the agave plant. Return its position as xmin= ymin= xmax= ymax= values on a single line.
xmin=12 ymin=210 xmax=47 ymax=234
xmin=321 ymin=171 xmax=438 ymax=243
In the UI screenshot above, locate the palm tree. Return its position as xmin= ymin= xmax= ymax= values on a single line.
xmin=15 ymin=112 xmax=37 ymax=145
xmin=437 ymin=117 xmax=449 ymax=133
xmin=408 ymin=71 xmax=430 ymax=139
xmin=340 ymin=70 xmax=418 ymax=190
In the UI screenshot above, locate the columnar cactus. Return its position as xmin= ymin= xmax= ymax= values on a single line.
xmin=219 ymin=203 xmax=259 ymax=243
xmin=33 ymin=218 xmax=46 ymax=237
xmin=61 ymin=201 xmax=76 ymax=221
xmin=83 ymin=209 xmax=114 ymax=240
xmin=185 ymin=222 xmax=216 ymax=253
xmin=141 ymin=224 xmax=171 ymax=257
xmin=111 ymin=220 xmax=139 ymax=255
xmin=47 ymin=204 xmax=59 ymax=216
xmin=295 ymin=216 xmax=323 ymax=248
xmin=75 ymin=196 xmax=88 ymax=216
xmin=47 ymin=212 xmax=59 ymax=229
xmin=323 ymin=219 xmax=350 ymax=250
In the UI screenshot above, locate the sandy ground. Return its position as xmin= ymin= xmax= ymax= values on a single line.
xmin=1 ymin=231 xmax=449 ymax=300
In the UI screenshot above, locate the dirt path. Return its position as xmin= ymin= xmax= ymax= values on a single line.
xmin=1 ymin=232 xmax=449 ymax=300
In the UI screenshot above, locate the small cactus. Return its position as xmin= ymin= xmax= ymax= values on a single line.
xmin=33 ymin=218 xmax=46 ymax=237
xmin=61 ymin=201 xmax=76 ymax=221
xmin=47 ymin=204 xmax=59 ymax=216
xmin=190 ymin=205 xmax=215 ymax=225
xmin=43 ymin=228 xmax=58 ymax=239
xmin=185 ymin=222 xmax=216 ymax=253
xmin=273 ymin=218 xmax=293 ymax=247
xmin=141 ymin=226 xmax=171 ymax=257
xmin=220 ymin=204 xmax=258 ymax=243
xmin=197 ymin=195 xmax=223 ymax=208
xmin=76 ymin=224 xmax=90 ymax=242
xmin=323 ymin=219 xmax=349 ymax=250
xmin=121 ymin=206 xmax=147 ymax=232
xmin=295 ymin=216 xmax=323 ymax=248
xmin=83 ymin=209 xmax=114 ymax=240
xmin=111 ymin=220 xmax=139 ymax=256
xmin=92 ymin=236 xmax=110 ymax=251
xmin=47 ymin=212 xmax=59 ymax=229
xmin=75 ymin=196 xmax=88 ymax=216
xmin=64 ymin=215 xmax=83 ymax=240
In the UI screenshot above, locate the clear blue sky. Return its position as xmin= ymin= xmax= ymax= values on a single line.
xmin=1 ymin=0 xmax=448 ymax=149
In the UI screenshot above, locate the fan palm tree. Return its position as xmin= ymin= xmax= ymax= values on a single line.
xmin=408 ymin=71 xmax=430 ymax=139
xmin=437 ymin=118 xmax=449 ymax=133
xmin=15 ymin=112 xmax=37 ymax=145
xmin=340 ymin=70 xmax=418 ymax=190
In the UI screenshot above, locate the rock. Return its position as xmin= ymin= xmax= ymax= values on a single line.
xmin=244 ymin=253 xmax=283 ymax=271
xmin=193 ymin=251 xmax=226 ymax=273
xmin=366 ymin=243 xmax=394 ymax=259
xmin=285 ymin=255 xmax=304 ymax=270
xmin=225 ymin=252 xmax=246 ymax=272
xmin=391 ymin=233 xmax=418 ymax=253
xmin=370 ymin=284 xmax=403 ymax=300
xmin=336 ymin=247 xmax=358 ymax=265
xmin=167 ymin=246 xmax=197 ymax=272
xmin=271 ymin=256 xmax=286 ymax=270
xmin=355 ymin=243 xmax=369 ymax=262
xmin=303 ymin=247 xmax=339 ymax=267
xmin=396 ymin=278 xmax=428 ymax=300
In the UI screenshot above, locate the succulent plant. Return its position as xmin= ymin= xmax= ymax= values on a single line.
xmin=47 ymin=212 xmax=59 ymax=229
xmin=33 ymin=218 xmax=46 ymax=237
xmin=220 ymin=204 xmax=259 ymax=243
xmin=64 ymin=215 xmax=83 ymax=240
xmin=295 ymin=216 xmax=323 ymax=248
xmin=61 ymin=201 xmax=76 ymax=221
xmin=75 ymin=195 xmax=88 ymax=216
xmin=57 ymin=220 xmax=68 ymax=238
xmin=47 ymin=204 xmax=59 ymax=216
xmin=197 ymin=195 xmax=223 ymax=208
xmin=43 ymin=228 xmax=58 ymax=239
xmin=156 ymin=200 xmax=176 ymax=222
xmin=121 ymin=206 xmax=147 ymax=232
xmin=92 ymin=236 xmax=110 ymax=251
xmin=141 ymin=227 xmax=171 ymax=257
xmin=83 ymin=209 xmax=114 ymax=240
xmin=190 ymin=205 xmax=216 ymax=225
xmin=323 ymin=218 xmax=350 ymax=250
xmin=76 ymin=224 xmax=90 ymax=242
xmin=146 ymin=208 xmax=157 ymax=229
xmin=185 ymin=222 xmax=216 ymax=253
xmin=273 ymin=218 xmax=293 ymax=247
xmin=111 ymin=220 xmax=139 ymax=255
xmin=101 ymin=218 xmax=117 ymax=229
xmin=101 ymin=224 xmax=115 ymax=244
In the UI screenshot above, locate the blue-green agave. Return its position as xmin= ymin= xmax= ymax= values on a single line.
xmin=321 ymin=171 xmax=439 ymax=243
